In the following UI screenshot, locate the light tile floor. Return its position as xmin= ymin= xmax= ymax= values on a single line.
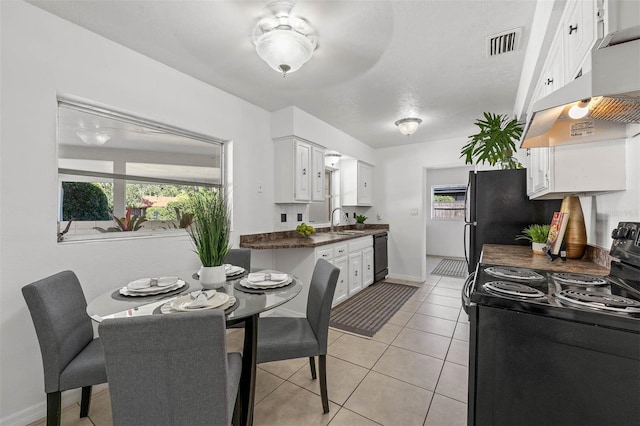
xmin=30 ymin=256 xmax=469 ymax=426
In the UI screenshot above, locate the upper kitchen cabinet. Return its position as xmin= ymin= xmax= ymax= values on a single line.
xmin=341 ymin=159 xmax=373 ymax=206
xmin=274 ymin=137 xmax=325 ymax=203
xmin=527 ymin=139 xmax=626 ymax=199
xmin=563 ymin=0 xmax=597 ymax=81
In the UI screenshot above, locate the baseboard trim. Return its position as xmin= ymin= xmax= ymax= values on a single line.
xmin=386 ymin=273 xmax=423 ymax=283
xmin=1 ymin=384 xmax=108 ymax=426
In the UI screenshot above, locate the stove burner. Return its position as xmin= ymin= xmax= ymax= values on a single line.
xmin=554 ymin=290 xmax=640 ymax=313
xmin=483 ymin=281 xmax=546 ymax=299
xmin=551 ymin=273 xmax=607 ymax=286
xmin=485 ymin=266 xmax=545 ymax=282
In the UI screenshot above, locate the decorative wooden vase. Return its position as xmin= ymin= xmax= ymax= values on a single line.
xmin=560 ymin=196 xmax=587 ymax=259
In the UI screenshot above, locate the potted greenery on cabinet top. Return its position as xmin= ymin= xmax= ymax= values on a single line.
xmin=460 ymin=112 xmax=524 ymax=169
xmin=187 ymin=190 xmax=230 ymax=287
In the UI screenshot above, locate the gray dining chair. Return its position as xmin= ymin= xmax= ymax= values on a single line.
xmin=256 ymin=258 xmax=340 ymax=413
xmin=224 ymin=248 xmax=251 ymax=271
xmin=21 ymin=270 xmax=107 ymax=426
xmin=99 ymin=310 xmax=242 ymax=426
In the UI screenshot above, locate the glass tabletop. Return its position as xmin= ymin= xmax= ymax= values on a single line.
xmin=86 ymin=269 xmax=302 ymax=322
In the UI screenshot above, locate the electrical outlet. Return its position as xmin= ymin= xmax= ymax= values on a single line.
xmin=280 ymin=213 xmax=287 ymax=222
xmin=297 ymin=213 xmax=303 ymax=221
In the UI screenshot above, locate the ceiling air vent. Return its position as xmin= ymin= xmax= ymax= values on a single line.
xmin=487 ymin=28 xmax=521 ymax=57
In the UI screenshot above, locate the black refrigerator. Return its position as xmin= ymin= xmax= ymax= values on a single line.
xmin=464 ymin=169 xmax=561 ymax=274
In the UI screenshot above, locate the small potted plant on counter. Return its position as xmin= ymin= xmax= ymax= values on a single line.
xmin=516 ymin=224 xmax=551 ymax=255
xmin=355 ymin=215 xmax=368 ymax=230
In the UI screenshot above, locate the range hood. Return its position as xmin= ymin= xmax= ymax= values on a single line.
xmin=521 ymin=38 xmax=640 ymax=148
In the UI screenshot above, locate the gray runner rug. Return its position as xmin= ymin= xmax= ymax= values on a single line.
xmin=431 ymin=258 xmax=467 ymax=278
xmin=329 ymin=281 xmax=418 ymax=338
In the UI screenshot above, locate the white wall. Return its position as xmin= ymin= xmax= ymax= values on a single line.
xmin=374 ymin=137 xmax=469 ymax=282
xmin=0 ymin=2 xmax=274 ymax=422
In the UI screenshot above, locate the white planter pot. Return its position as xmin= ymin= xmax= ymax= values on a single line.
xmin=199 ymin=265 xmax=226 ymax=288
xmin=532 ymin=242 xmax=546 ymax=255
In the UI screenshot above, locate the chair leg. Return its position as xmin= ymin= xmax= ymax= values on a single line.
xmin=309 ymin=356 xmax=317 ymax=380
xmin=319 ymin=355 xmax=329 ymax=413
xmin=232 ymin=386 xmax=242 ymax=426
xmin=46 ymin=392 xmax=62 ymax=426
xmin=80 ymin=386 xmax=92 ymax=418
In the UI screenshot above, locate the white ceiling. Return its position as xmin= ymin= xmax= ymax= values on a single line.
xmin=28 ymin=0 xmax=538 ymax=149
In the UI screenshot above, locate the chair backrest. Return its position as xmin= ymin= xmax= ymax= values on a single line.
xmin=224 ymin=248 xmax=251 ymax=271
xmin=306 ymin=258 xmax=340 ymax=353
xmin=22 ymin=270 xmax=94 ymax=393
xmin=99 ymin=310 xmax=232 ymax=426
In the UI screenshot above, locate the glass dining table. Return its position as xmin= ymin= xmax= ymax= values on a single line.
xmin=86 ymin=268 xmax=302 ymax=426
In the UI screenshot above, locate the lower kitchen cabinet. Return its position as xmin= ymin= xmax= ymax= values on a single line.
xmin=363 ymin=247 xmax=374 ymax=288
xmin=348 ymin=252 xmax=363 ymax=296
xmin=272 ymin=236 xmax=373 ymax=316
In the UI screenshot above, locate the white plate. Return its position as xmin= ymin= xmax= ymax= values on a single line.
xmin=170 ymin=292 xmax=230 ymax=311
xmin=119 ymin=280 xmax=185 ymax=296
xmin=239 ymin=277 xmax=293 ymax=289
xmin=126 ymin=277 xmax=180 ymax=291
xmin=246 ymin=272 xmax=289 ymax=285
xmin=225 ymin=265 xmax=245 ymax=276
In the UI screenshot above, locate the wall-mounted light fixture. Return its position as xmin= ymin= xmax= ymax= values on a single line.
xmin=395 ymin=117 xmax=422 ymax=136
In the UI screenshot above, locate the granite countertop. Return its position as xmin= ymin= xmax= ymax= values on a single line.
xmin=481 ymin=244 xmax=610 ymax=276
xmin=240 ymin=225 xmax=389 ymax=250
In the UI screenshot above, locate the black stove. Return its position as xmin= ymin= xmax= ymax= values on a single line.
xmin=465 ymin=222 xmax=640 ymax=425
xmin=470 ymin=222 xmax=640 ymax=332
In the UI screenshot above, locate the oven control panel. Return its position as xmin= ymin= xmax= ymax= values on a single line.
xmin=610 ymin=222 xmax=640 ymax=264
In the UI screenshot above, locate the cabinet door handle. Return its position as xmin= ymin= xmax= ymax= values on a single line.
xmin=317 ymin=172 xmax=321 ymax=178
xmin=546 ymin=78 xmax=554 ymax=85
xmin=355 ymin=270 xmax=358 ymax=277
xmin=569 ymin=24 xmax=578 ymax=35
xmin=364 ymin=182 xmax=367 ymax=188
xmin=302 ymin=168 xmax=306 ymax=175
xmin=368 ymin=265 xmax=371 ymax=270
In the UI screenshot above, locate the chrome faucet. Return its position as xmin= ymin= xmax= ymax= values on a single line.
xmin=330 ymin=207 xmax=344 ymax=233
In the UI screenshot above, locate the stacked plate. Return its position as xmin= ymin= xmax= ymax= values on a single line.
xmin=239 ymin=271 xmax=292 ymax=289
xmin=169 ymin=290 xmax=235 ymax=312
xmin=119 ymin=277 xmax=185 ymax=297
xmin=225 ymin=264 xmax=245 ymax=278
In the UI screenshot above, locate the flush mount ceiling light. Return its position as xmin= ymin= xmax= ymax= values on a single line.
xmin=568 ymin=98 xmax=591 ymax=119
xmin=325 ymin=152 xmax=342 ymax=167
xmin=253 ymin=1 xmax=317 ymax=77
xmin=76 ymin=129 xmax=111 ymax=146
xmin=395 ymin=117 xmax=422 ymax=136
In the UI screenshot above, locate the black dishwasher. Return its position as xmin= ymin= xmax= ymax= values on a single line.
xmin=374 ymin=232 xmax=388 ymax=282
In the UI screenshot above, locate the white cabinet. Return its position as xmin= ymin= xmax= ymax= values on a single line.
xmin=273 ymin=236 xmax=373 ymax=315
xmin=341 ymin=160 xmax=373 ymax=206
xmin=274 ymin=137 xmax=324 ymax=203
xmin=311 ymin=146 xmax=325 ymax=202
xmin=348 ymin=252 xmax=363 ymax=296
xmin=538 ymin=35 xmax=565 ymax=100
xmin=362 ymin=247 xmax=374 ymax=288
xmin=563 ymin=0 xmax=596 ymax=81
xmin=527 ymin=139 xmax=626 ymax=199
xmin=333 ymin=256 xmax=348 ymax=306
xmin=526 ymin=147 xmax=551 ymax=196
